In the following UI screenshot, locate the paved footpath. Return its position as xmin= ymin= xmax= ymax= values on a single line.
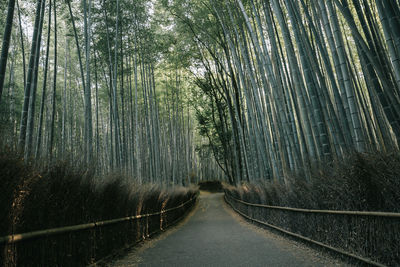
xmin=110 ymin=193 xmax=347 ymax=267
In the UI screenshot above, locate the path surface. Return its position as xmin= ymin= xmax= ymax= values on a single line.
xmin=110 ymin=193 xmax=345 ymax=266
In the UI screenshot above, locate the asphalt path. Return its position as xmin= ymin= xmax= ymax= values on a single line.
xmin=110 ymin=192 xmax=346 ymax=267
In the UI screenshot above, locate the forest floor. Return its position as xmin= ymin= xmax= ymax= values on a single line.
xmin=106 ymin=192 xmax=349 ymax=267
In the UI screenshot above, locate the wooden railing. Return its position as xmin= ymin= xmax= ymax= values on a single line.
xmin=0 ymin=196 xmax=196 ymax=245
xmin=0 ymin=194 xmax=197 ymax=266
xmin=225 ymin=193 xmax=399 ymax=266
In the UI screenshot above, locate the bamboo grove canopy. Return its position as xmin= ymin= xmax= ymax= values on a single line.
xmin=0 ymin=0 xmax=400 ymax=184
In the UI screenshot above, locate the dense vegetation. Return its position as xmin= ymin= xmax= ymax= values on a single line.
xmin=2 ymin=0 xmax=400 ymax=184
xmin=0 ymin=1 xmax=207 ymax=265
xmin=163 ymin=0 xmax=400 ymax=185
xmin=224 ymin=152 xmax=400 ymax=265
xmin=225 ymin=152 xmax=400 ymax=212
xmin=0 ymin=0 xmax=222 ymax=184
xmin=0 ymin=150 xmax=197 ymax=265
xmin=1 ymin=0 xmax=400 ymax=264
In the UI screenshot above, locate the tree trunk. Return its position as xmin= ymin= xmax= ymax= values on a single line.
xmin=0 ymin=0 xmax=16 ymax=103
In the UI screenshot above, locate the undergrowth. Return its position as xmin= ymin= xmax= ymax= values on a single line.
xmin=225 ymin=151 xmax=400 ymax=266
xmin=226 ymin=151 xmax=400 ymax=212
xmin=0 ymin=148 xmax=198 ymax=266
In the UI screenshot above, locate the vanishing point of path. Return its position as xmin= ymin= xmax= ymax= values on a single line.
xmin=110 ymin=192 xmax=348 ymax=267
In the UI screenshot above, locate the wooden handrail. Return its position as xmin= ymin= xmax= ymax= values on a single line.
xmin=226 ymin=193 xmax=400 ymax=217
xmin=0 ymin=196 xmax=196 ymax=245
xmin=225 ymin=195 xmax=386 ymax=267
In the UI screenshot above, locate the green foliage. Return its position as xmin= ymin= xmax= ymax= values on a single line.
xmin=192 ymin=73 xmax=236 ymax=181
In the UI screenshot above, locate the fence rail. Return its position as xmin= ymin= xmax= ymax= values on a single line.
xmin=1 ymin=194 xmax=197 ymax=266
xmin=0 ymin=196 xmax=196 ymax=245
xmin=229 ymin=197 xmax=400 ymax=217
xmin=225 ymin=193 xmax=399 ymax=267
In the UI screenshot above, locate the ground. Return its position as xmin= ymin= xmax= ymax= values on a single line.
xmin=107 ymin=192 xmax=350 ymax=267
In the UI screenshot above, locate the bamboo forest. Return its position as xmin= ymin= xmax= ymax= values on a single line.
xmin=0 ymin=0 xmax=399 ymax=266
